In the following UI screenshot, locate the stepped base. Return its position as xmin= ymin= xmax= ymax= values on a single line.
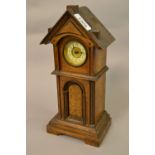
xmin=47 ymin=111 xmax=111 ymax=147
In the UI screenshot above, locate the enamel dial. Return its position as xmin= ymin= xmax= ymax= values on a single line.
xmin=63 ymin=41 xmax=87 ymax=67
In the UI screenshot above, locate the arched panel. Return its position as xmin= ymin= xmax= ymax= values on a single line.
xmin=63 ymin=80 xmax=86 ymax=124
xmin=69 ymin=84 xmax=82 ymax=118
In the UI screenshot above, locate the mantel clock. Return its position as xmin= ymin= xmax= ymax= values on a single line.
xmin=40 ymin=5 xmax=115 ymax=147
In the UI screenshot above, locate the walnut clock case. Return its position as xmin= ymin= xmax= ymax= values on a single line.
xmin=40 ymin=5 xmax=115 ymax=147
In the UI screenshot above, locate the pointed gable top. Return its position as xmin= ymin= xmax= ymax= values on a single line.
xmin=40 ymin=5 xmax=115 ymax=48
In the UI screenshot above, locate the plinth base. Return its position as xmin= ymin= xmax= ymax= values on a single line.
xmin=47 ymin=111 xmax=111 ymax=147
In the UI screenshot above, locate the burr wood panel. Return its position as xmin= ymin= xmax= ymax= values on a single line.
xmin=59 ymin=76 xmax=90 ymax=125
xmin=69 ymin=84 xmax=82 ymax=119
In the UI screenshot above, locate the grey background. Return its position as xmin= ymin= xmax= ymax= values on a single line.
xmin=27 ymin=0 xmax=128 ymax=155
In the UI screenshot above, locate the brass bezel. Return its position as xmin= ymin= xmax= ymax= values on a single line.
xmin=62 ymin=38 xmax=88 ymax=67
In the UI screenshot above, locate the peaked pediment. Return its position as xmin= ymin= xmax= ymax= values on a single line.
xmin=57 ymin=18 xmax=86 ymax=37
xmin=40 ymin=5 xmax=115 ymax=48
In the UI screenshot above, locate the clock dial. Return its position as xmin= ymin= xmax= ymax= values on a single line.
xmin=64 ymin=41 xmax=87 ymax=67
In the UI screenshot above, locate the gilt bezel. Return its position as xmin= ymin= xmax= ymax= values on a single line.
xmin=63 ymin=38 xmax=88 ymax=67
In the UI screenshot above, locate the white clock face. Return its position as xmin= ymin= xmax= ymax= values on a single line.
xmin=63 ymin=41 xmax=87 ymax=67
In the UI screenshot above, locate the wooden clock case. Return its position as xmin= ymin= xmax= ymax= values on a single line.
xmin=40 ymin=5 xmax=115 ymax=146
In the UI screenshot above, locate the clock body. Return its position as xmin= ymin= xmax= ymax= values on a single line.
xmin=52 ymin=34 xmax=108 ymax=126
xmin=40 ymin=5 xmax=115 ymax=147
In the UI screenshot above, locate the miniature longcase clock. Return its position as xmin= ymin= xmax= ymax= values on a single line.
xmin=40 ymin=5 xmax=115 ymax=147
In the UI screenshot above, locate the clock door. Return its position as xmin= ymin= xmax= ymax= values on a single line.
xmin=63 ymin=81 xmax=86 ymax=124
